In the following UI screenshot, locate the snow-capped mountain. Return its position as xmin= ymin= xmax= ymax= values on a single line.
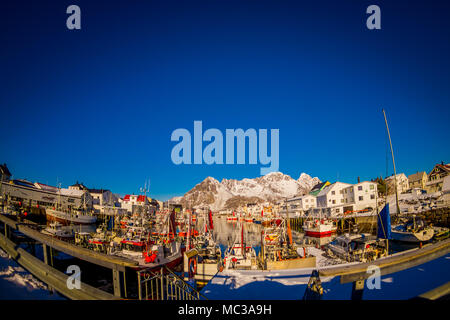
xmin=171 ymin=172 xmax=320 ymax=211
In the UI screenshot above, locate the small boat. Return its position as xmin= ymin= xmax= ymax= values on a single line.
xmin=326 ymin=233 xmax=388 ymax=263
xmin=391 ymin=216 xmax=434 ymax=243
xmin=433 ymin=227 xmax=450 ymax=241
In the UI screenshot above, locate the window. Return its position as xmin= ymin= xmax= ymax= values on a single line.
xmin=370 ymin=195 xmax=375 ymax=199
xmin=336 ymin=208 xmax=340 ymax=213
xmin=331 ymin=191 xmax=335 ymax=195
xmin=332 ymin=200 xmax=336 ymax=204
xmin=341 ymin=199 xmax=344 ymax=203
xmin=358 ymin=186 xmax=363 ymax=191
xmin=370 ymin=184 xmax=374 ymax=190
xmin=359 ymin=196 xmax=363 ymax=201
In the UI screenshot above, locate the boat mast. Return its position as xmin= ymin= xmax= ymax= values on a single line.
xmin=382 ymin=109 xmax=400 ymax=216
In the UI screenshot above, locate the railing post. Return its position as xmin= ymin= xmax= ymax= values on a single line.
xmin=160 ymin=268 xmax=164 ymax=300
xmin=112 ymin=268 xmax=121 ymax=298
xmin=123 ymin=271 xmax=127 ymax=299
xmin=137 ymin=271 xmax=142 ymax=300
xmin=43 ymin=243 xmax=48 ymax=265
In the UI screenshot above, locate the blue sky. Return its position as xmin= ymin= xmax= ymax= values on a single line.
xmin=1 ymin=0 xmax=449 ymax=200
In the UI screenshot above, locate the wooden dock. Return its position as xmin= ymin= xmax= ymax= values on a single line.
xmin=0 ymin=214 xmax=139 ymax=299
xmin=0 ymin=213 xmax=206 ymax=300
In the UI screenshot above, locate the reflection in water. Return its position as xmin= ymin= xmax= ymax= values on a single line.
xmin=193 ymin=216 xmax=420 ymax=256
xmin=303 ymin=235 xmax=335 ymax=247
xmin=194 ymin=216 xmax=337 ymax=255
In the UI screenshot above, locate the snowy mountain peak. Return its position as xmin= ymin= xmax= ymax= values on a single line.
xmin=173 ymin=172 xmax=321 ymax=211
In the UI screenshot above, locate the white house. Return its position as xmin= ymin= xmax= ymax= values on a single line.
xmin=342 ymin=181 xmax=378 ymax=212
xmin=120 ymin=194 xmax=150 ymax=214
xmin=316 ymin=182 xmax=352 ymax=209
xmin=313 ymin=181 xmax=378 ymax=216
xmin=88 ymin=188 xmax=116 ymax=214
xmin=385 ymin=173 xmax=409 ymax=194
xmin=286 ymin=194 xmax=317 ymax=216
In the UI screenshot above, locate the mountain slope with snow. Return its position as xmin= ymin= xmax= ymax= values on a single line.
xmin=172 ymin=172 xmax=321 ymax=211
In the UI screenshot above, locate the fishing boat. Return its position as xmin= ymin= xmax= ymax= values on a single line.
xmin=391 ymin=216 xmax=434 ymax=243
xmin=45 ymin=186 xmax=97 ymax=225
xmin=186 ymin=210 xmax=222 ymax=284
xmin=380 ymin=109 xmax=434 ymax=245
xmin=112 ymin=209 xmax=184 ymax=271
xmin=42 ymin=221 xmax=74 ymax=240
xmin=226 ymin=211 xmax=238 ymax=222
xmin=303 ymin=218 xmax=337 ymax=237
xmin=260 ymin=218 xmax=316 ymax=270
xmin=326 ymin=233 xmax=388 ymax=263
xmin=46 ymin=207 xmax=97 ymax=225
xmin=223 ymin=223 xmax=257 ymax=270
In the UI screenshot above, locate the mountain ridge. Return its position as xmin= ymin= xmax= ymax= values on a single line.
xmin=170 ymin=172 xmax=321 ymax=211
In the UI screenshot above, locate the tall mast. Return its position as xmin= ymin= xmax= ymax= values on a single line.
xmin=382 ymin=109 xmax=400 ymax=216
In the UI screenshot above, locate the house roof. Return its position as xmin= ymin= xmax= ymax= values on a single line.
xmin=316 ymin=182 xmax=351 ymax=197
xmin=70 ymin=182 xmax=88 ymax=190
xmin=408 ymin=171 xmax=426 ymax=182
xmin=385 ymin=173 xmax=407 ymax=181
xmin=310 ymin=181 xmax=328 ymax=192
xmin=428 ymin=163 xmax=450 ymax=177
xmin=0 ymin=163 xmax=11 ymax=177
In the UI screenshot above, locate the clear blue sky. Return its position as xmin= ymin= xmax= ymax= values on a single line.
xmin=1 ymin=0 xmax=449 ymax=200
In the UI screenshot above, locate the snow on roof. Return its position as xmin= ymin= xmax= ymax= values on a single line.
xmin=59 ymin=188 xmax=84 ymax=197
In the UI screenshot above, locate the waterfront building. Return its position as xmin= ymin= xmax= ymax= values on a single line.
xmin=425 ymin=162 xmax=450 ymax=193
xmin=408 ymin=171 xmax=428 ymax=190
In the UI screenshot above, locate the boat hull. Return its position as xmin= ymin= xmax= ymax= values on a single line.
xmin=391 ymin=228 xmax=434 ymax=243
xmin=46 ymin=209 xmax=97 ymax=225
xmin=304 ymin=230 xmax=335 ymax=237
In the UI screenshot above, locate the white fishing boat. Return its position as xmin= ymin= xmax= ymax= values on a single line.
xmin=326 ymin=233 xmax=387 ymax=262
xmin=46 ymin=208 xmax=97 ymax=225
xmin=42 ymin=221 xmax=74 ymax=239
xmin=303 ymin=218 xmax=337 ymax=237
xmin=223 ymin=223 xmax=257 ymax=270
xmin=260 ymin=217 xmax=316 ymax=270
xmin=45 ymin=185 xmax=97 ymax=225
